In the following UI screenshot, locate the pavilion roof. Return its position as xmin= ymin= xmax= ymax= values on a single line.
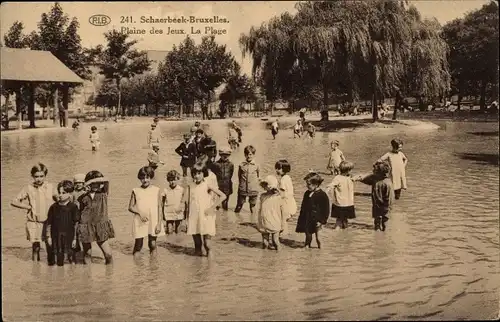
xmin=0 ymin=47 xmax=83 ymax=83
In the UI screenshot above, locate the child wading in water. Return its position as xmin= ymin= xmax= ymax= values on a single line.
xmin=235 ymin=145 xmax=260 ymax=214
xmin=257 ymin=175 xmax=286 ymax=251
xmin=326 ymin=140 xmax=346 ymax=175
xmin=162 ymin=170 xmax=187 ymax=234
xmin=77 ymin=171 xmax=115 ymax=264
xmin=89 ymin=126 xmax=100 ymax=151
xmin=186 ymin=162 xmax=226 ymax=257
xmin=210 ymin=146 xmax=234 ymax=211
xmin=271 ymin=119 xmax=279 ymax=139
xmin=147 ymin=145 xmax=165 ymax=171
xmin=128 ymin=166 xmax=164 ymax=255
xmin=326 ymin=161 xmax=356 ymax=229
xmin=11 ymin=163 xmax=57 ymax=263
xmin=293 ymin=120 xmax=302 ymax=138
xmin=378 ymin=139 xmax=408 ymax=200
xmin=175 ymin=133 xmax=197 ymax=177
xmin=355 ymin=161 xmax=395 ymax=231
xmin=275 ymin=160 xmax=297 ymax=223
xmin=46 ymin=180 xmax=80 ymax=266
xmin=295 ymin=172 xmax=330 ymax=248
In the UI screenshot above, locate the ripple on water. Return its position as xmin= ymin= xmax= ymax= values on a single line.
xmin=1 ymin=120 xmax=498 ymax=320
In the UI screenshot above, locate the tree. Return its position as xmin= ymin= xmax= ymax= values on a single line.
xmin=93 ymin=30 xmax=151 ymax=116
xmin=443 ymin=1 xmax=499 ymax=110
xmin=3 ymin=21 xmax=30 ymax=129
xmin=196 ymin=36 xmax=238 ymax=119
xmin=240 ymin=0 xmax=450 ymax=122
xmin=29 ymin=2 xmax=93 ymax=127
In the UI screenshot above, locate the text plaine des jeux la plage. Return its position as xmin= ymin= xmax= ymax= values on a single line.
xmin=119 ymin=15 xmax=229 ymax=35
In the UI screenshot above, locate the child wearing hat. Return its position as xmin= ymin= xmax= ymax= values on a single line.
xmin=147 ymin=145 xmax=164 ymax=170
xmin=175 ymin=133 xmax=197 ymax=177
xmin=210 ymin=146 xmax=234 ymax=210
xmin=147 ymin=123 xmax=161 ymax=149
xmin=326 ymin=140 xmax=345 ymax=175
xmin=257 ymin=175 xmax=286 ymax=251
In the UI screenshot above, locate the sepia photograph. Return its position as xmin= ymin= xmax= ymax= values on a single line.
xmin=1 ymin=0 xmax=498 ymax=320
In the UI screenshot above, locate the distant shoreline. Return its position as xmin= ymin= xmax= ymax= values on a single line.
xmin=1 ymin=110 xmax=497 ymax=136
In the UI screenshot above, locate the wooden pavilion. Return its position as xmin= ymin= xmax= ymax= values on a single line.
xmin=0 ymin=47 xmax=83 ymax=129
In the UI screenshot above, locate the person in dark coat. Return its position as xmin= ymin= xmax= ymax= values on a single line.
xmin=46 ymin=180 xmax=80 ymax=266
xmin=175 ymin=133 xmax=197 ymax=177
xmin=201 ymin=132 xmax=217 ymax=162
xmin=210 ymin=146 xmax=234 ymax=210
xmin=295 ymin=172 xmax=330 ymax=248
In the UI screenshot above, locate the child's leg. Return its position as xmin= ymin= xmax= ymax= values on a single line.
xmin=304 ymin=233 xmax=312 ymax=247
xmin=166 ymin=220 xmax=174 ymax=234
xmin=248 ymin=195 xmax=258 ymax=215
xmin=343 ymin=218 xmax=348 ymax=229
xmin=261 ymin=233 xmax=269 ymax=249
xmin=148 ymin=235 xmax=157 ymax=254
xmin=221 ymin=196 xmax=230 ymax=210
xmin=182 ymin=166 xmax=188 ymax=177
xmin=394 ymin=189 xmax=402 ymax=200
xmin=192 ymin=234 xmax=202 ymax=255
xmin=82 ymin=242 xmax=92 ymax=264
xmin=44 ymin=241 xmax=55 ymax=265
xmin=97 ymin=240 xmax=113 ymax=264
xmin=381 ymin=216 xmax=389 ymax=231
xmin=202 ymin=235 xmax=211 ymax=256
xmin=234 ymin=193 xmax=246 ymax=213
xmin=271 ymin=233 xmax=280 ymax=251
xmin=314 ymin=229 xmax=321 ymax=249
xmin=174 ymin=220 xmax=181 ymax=234
xmin=334 ymin=218 xmax=342 ymax=229
xmin=133 ymin=238 xmax=144 ymax=255
xmin=373 ymin=216 xmax=381 ymax=231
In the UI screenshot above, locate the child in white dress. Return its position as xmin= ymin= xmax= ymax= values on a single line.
xmin=325 ymin=161 xmax=356 ymax=229
xmin=162 ymin=170 xmax=186 ymax=234
xmin=257 ymin=175 xmax=286 ymax=251
xmin=186 ymin=162 xmax=226 ymax=257
xmin=275 ymin=160 xmax=297 ymax=224
xmin=377 ymin=139 xmax=408 ymax=200
xmin=89 ymin=126 xmax=100 ymax=151
xmin=326 ymin=140 xmax=346 ymax=175
xmin=128 ymin=166 xmax=164 ymax=256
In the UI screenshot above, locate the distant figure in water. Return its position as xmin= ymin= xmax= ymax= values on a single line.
xmin=271 ymin=119 xmax=279 ymax=139
xmin=89 ymin=126 xmax=100 ymax=151
xmin=306 ymin=123 xmax=316 ymax=138
xmin=72 ymin=117 xmax=80 ymax=130
xmin=293 ymin=120 xmax=302 ymax=138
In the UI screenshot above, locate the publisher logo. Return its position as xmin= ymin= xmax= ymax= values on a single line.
xmin=89 ymin=14 xmax=111 ymax=26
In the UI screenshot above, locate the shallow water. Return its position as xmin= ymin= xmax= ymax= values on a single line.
xmin=1 ymin=119 xmax=499 ymax=321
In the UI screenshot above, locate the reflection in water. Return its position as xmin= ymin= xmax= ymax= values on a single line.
xmin=1 ymin=120 xmax=499 ymax=320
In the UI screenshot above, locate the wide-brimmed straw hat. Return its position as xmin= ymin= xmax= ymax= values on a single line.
xmin=261 ymin=175 xmax=279 ymax=189
xmin=73 ymin=174 xmax=85 ymax=183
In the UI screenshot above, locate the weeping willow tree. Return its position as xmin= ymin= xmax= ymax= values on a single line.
xmin=240 ymin=0 xmax=450 ymax=122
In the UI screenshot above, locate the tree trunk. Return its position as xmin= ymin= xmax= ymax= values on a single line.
xmin=322 ymin=83 xmax=329 ymax=121
xmin=457 ymin=92 xmax=462 ymax=111
xmin=479 ymin=80 xmax=487 ymax=111
xmin=28 ymin=83 xmax=36 ymax=128
xmin=116 ymin=78 xmax=123 ymax=117
xmin=63 ymin=84 xmax=69 ymax=127
xmin=15 ymin=87 xmax=22 ymax=130
xmin=372 ymin=91 xmax=378 ymax=122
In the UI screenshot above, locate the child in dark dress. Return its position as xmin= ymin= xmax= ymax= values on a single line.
xmin=46 ymin=180 xmax=80 ymax=266
xmin=355 ymin=161 xmax=395 ymax=231
xmin=295 ymin=172 xmax=330 ymax=248
xmin=175 ymin=133 xmax=197 ymax=177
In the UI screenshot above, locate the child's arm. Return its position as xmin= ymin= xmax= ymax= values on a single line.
xmin=10 ymin=187 xmax=31 ymax=212
xmin=229 ymin=163 xmax=235 ymax=179
xmin=340 ymin=151 xmax=346 ymax=161
xmin=207 ymin=184 xmax=227 ymax=212
xmin=72 ymin=205 xmax=80 ymax=246
xmin=256 ymin=164 xmax=260 ymax=179
xmin=319 ymin=192 xmax=330 ymax=225
xmin=401 ymin=152 xmax=408 ymax=166
xmin=128 ymin=190 xmax=146 ymax=221
xmin=382 ymin=182 xmax=395 ymax=210
xmin=155 ymin=189 xmax=164 ymax=234
xmin=175 ymin=143 xmax=184 ymax=157
xmin=377 ymin=152 xmax=390 ymax=163
xmin=45 ymin=205 xmax=54 ymax=244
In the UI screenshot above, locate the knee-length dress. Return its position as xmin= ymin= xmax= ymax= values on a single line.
xmin=257 ymin=192 xmax=285 ymax=234
xmin=378 ymin=151 xmax=408 ymax=190
xmin=132 ymin=185 xmax=165 ymax=239
xmin=279 ymin=174 xmax=297 ymax=219
xmin=186 ymin=180 xmax=216 ymax=236
xmin=163 ymin=185 xmax=185 ymax=221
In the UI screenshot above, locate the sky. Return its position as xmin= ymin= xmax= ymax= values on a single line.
xmin=0 ymin=1 xmax=493 ymax=76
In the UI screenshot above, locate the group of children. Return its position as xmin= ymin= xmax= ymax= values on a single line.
xmin=271 ymin=117 xmax=317 ymax=139
xmin=10 ymin=116 xmax=408 ymax=264
xmin=11 ymin=165 xmax=114 ymax=266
